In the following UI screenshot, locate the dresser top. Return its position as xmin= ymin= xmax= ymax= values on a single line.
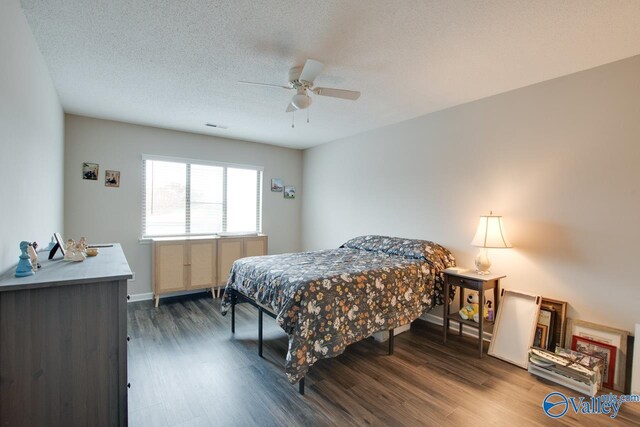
xmin=0 ymin=244 xmax=132 ymax=292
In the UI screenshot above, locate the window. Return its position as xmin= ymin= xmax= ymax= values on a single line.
xmin=142 ymin=155 xmax=262 ymax=238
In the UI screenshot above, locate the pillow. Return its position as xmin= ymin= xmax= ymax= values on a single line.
xmin=341 ymin=235 xmax=391 ymax=253
xmin=341 ymin=235 xmax=456 ymax=270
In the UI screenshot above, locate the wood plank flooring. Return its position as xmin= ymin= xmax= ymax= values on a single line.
xmin=128 ymin=293 xmax=640 ymax=426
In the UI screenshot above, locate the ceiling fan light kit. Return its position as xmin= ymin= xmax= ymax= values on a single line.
xmin=239 ymin=58 xmax=361 ymax=125
xmin=291 ymin=89 xmax=311 ymax=110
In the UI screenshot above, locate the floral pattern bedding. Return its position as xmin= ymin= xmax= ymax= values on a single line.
xmin=221 ymin=235 xmax=455 ymax=383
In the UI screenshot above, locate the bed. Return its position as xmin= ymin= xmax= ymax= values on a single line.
xmin=220 ymin=235 xmax=455 ymax=394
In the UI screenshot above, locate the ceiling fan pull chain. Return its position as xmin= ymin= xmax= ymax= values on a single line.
xmin=307 ymin=100 xmax=310 ymax=124
xmin=291 ymin=110 xmax=295 ymax=128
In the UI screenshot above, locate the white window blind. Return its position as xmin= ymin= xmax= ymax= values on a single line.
xmin=142 ymin=155 xmax=263 ymax=238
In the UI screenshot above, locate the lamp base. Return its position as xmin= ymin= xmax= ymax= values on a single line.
xmin=474 ymin=248 xmax=492 ymax=275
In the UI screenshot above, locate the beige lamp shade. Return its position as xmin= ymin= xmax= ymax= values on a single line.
xmin=471 ymin=214 xmax=512 ymax=248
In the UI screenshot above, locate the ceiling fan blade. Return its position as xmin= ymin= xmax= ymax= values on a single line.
xmin=313 ymin=87 xmax=361 ymax=100
xmin=238 ymin=81 xmax=292 ymax=89
xmin=299 ymin=59 xmax=324 ymax=83
xmin=286 ymin=102 xmax=297 ymax=112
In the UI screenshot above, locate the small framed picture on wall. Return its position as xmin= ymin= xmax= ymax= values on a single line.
xmin=284 ymin=186 xmax=295 ymax=199
xmin=271 ymin=178 xmax=284 ymax=192
xmin=82 ymin=162 xmax=99 ymax=180
xmin=105 ymin=170 xmax=121 ymax=187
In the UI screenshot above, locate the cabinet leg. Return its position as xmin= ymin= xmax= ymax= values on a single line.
xmin=154 ymin=295 xmax=160 ymax=308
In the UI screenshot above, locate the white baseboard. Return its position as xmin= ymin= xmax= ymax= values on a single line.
xmin=127 ymin=288 xmax=214 ymax=303
xmin=127 ymin=292 xmax=154 ymax=302
xmin=421 ymin=312 xmax=494 ymax=342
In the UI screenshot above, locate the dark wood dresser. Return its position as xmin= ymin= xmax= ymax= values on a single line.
xmin=0 ymin=244 xmax=131 ymax=426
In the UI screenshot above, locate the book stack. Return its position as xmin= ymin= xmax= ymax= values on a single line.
xmin=528 ymin=347 xmax=604 ymax=396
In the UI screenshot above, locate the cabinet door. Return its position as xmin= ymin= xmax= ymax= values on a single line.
xmin=189 ymin=240 xmax=217 ymax=290
xmin=154 ymin=241 xmax=188 ymax=294
xmin=244 ymin=236 xmax=268 ymax=257
xmin=217 ymin=238 xmax=244 ymax=285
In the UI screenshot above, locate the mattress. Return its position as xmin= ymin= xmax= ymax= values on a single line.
xmin=221 ymin=235 xmax=455 ymax=383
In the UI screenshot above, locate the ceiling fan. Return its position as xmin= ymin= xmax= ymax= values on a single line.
xmin=239 ymin=59 xmax=361 ymax=113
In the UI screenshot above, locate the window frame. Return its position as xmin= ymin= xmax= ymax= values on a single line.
xmin=141 ymin=154 xmax=263 ymax=239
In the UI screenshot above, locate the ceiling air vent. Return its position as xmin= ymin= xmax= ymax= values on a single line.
xmin=205 ymin=123 xmax=228 ymax=129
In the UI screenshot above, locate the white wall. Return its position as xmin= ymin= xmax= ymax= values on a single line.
xmin=302 ymin=55 xmax=640 ymax=333
xmin=0 ymin=0 xmax=64 ymax=273
xmin=64 ymin=115 xmax=302 ymax=296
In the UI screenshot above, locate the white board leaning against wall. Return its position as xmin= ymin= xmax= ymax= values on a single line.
xmin=488 ymin=290 xmax=541 ymax=368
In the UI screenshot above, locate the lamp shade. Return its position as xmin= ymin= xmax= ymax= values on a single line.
xmin=470 ymin=214 xmax=512 ymax=248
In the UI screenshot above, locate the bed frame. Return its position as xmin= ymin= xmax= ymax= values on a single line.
xmin=228 ymin=288 xmax=395 ymax=395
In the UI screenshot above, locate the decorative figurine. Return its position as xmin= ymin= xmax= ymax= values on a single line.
xmin=28 ymin=243 xmax=38 ymax=272
xmin=15 ymin=241 xmax=35 ymax=277
xmin=32 ymin=241 xmax=41 ymax=269
xmin=76 ymin=237 xmax=88 ymax=255
xmin=64 ymin=239 xmax=86 ymax=262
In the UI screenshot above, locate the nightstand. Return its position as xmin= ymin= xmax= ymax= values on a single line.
xmin=442 ymin=269 xmax=506 ymax=358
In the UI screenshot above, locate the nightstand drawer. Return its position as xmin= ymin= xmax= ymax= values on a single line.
xmin=447 ymin=275 xmax=482 ymax=289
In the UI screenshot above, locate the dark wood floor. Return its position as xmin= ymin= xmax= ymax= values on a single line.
xmin=127 ymin=293 xmax=639 ymax=426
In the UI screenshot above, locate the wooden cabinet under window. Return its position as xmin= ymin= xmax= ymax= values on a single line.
xmin=190 ymin=240 xmax=218 ymax=290
xmin=245 ymin=236 xmax=268 ymax=257
xmin=154 ymin=240 xmax=189 ymax=295
xmin=153 ymin=235 xmax=267 ymax=306
xmin=217 ymin=238 xmax=244 ymax=287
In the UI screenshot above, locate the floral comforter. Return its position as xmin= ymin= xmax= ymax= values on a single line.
xmin=221 ymin=235 xmax=455 ymax=383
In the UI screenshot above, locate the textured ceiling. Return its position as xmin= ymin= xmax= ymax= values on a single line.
xmin=20 ymin=0 xmax=640 ymax=149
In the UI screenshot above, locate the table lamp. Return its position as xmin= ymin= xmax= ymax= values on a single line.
xmin=470 ymin=212 xmax=511 ymax=274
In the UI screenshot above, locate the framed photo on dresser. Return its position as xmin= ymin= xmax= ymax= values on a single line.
xmin=47 ymin=232 xmax=66 ymax=260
